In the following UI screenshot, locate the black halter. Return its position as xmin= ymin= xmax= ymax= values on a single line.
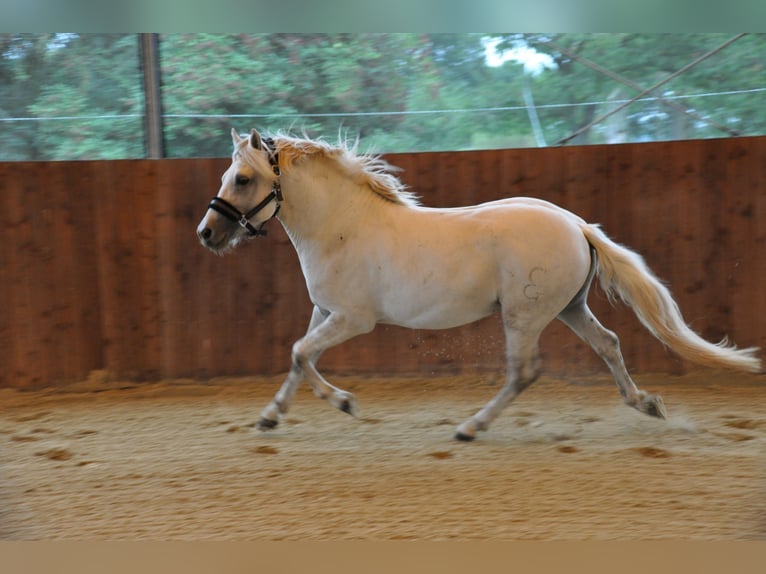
xmin=206 ymin=138 xmax=283 ymax=237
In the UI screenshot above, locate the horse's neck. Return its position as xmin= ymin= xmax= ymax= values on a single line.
xmin=278 ymin=161 xmax=384 ymax=248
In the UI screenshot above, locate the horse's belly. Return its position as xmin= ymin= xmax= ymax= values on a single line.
xmin=379 ymin=293 xmax=499 ymax=330
xmin=376 ymin=259 xmax=502 ymax=329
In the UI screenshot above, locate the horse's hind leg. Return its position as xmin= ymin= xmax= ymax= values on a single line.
xmin=455 ymin=324 xmax=543 ymax=441
xmin=558 ymin=301 xmax=666 ymax=419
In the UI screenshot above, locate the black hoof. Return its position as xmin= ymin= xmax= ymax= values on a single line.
xmin=643 ymin=396 xmax=667 ymax=419
xmin=454 ymin=432 xmax=475 ymax=442
xmin=256 ymin=417 xmax=279 ymax=430
xmin=340 ymin=400 xmax=352 ymax=414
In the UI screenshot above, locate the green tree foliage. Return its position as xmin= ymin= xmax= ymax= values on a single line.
xmin=1 ymin=33 xmax=765 ymax=160
xmin=0 ymin=33 xmax=144 ymax=160
xmin=160 ymin=33 xmax=423 ymax=156
xmin=158 ymin=33 xmax=528 ymax=156
xmin=495 ymin=33 xmax=766 ymax=145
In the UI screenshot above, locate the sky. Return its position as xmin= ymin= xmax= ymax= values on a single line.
xmin=482 ymin=36 xmax=555 ymax=74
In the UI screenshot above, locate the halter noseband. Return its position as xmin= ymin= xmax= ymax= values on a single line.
xmin=206 ymin=137 xmax=283 ymax=237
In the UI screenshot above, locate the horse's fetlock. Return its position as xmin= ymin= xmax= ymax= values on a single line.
xmin=273 ymin=398 xmax=288 ymax=414
xmin=623 ymin=395 xmax=639 ymax=408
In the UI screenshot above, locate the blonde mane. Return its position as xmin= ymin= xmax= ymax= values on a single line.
xmin=237 ymin=132 xmax=420 ymax=207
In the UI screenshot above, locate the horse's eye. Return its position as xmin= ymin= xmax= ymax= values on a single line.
xmin=235 ymin=175 xmax=250 ymax=186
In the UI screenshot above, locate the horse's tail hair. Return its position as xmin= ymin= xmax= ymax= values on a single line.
xmin=580 ymin=223 xmax=761 ymax=374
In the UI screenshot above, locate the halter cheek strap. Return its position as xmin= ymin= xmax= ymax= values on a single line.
xmin=205 ymin=138 xmax=283 ymax=237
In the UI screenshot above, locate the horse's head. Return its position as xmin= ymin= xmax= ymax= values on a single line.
xmin=196 ymin=128 xmax=282 ymax=253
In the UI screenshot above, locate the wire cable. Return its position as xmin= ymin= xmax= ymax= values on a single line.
xmin=1 ymin=87 xmax=763 ymax=123
xmin=555 ymin=33 xmax=748 ymax=145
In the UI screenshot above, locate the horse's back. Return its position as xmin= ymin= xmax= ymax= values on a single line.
xmin=452 ymin=196 xmax=586 ymax=223
xmin=413 ymin=196 xmax=589 ymax=260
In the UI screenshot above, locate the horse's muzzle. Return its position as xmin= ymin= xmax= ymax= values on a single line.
xmin=196 ymin=221 xmax=230 ymax=253
xmin=198 ymin=226 xmax=213 ymax=242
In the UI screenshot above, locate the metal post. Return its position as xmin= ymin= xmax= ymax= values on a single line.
xmin=522 ymin=74 xmax=546 ymax=147
xmin=140 ymin=33 xmax=165 ymax=158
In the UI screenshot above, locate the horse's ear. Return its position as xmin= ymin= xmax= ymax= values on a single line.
xmin=231 ymin=128 xmax=243 ymax=146
xmin=250 ymin=129 xmax=263 ymax=150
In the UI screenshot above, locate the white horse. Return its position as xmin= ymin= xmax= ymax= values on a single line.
xmin=197 ymin=129 xmax=761 ymax=441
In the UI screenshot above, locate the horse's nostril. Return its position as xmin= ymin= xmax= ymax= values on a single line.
xmin=199 ymin=227 xmax=212 ymax=240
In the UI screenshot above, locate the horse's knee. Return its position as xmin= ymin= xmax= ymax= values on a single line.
xmin=291 ymin=340 xmax=310 ymax=370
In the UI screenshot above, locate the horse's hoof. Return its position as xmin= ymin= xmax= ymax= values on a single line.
xmin=256 ymin=417 xmax=279 ymax=431
xmin=335 ymin=392 xmax=358 ymax=417
xmin=643 ymin=394 xmax=667 ymax=419
xmin=454 ymin=431 xmax=475 ymax=442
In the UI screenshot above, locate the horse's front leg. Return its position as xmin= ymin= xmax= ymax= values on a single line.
xmin=257 ymin=308 xmax=374 ymax=430
xmin=257 ymin=306 xmax=327 ymax=430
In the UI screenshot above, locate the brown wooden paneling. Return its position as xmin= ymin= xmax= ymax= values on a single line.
xmin=92 ymin=161 xmax=161 ymax=379
xmin=1 ymin=137 xmax=764 ymax=388
xmin=0 ymin=163 xmax=12 ymax=386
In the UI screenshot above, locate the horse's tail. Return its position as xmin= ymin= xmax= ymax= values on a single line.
xmin=580 ymin=223 xmax=761 ymax=373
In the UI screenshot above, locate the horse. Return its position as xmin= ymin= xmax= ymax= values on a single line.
xmin=197 ymin=128 xmax=761 ymax=441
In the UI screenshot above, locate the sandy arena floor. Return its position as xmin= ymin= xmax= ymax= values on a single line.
xmin=1 ymin=371 xmax=764 ymax=540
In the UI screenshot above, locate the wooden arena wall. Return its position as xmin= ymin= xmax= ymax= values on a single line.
xmin=1 ymin=136 xmax=764 ymax=388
